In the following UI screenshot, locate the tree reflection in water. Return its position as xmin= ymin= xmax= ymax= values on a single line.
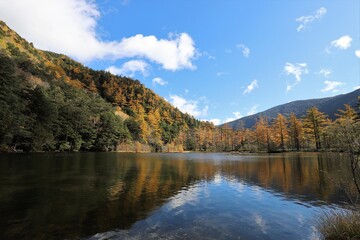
xmin=0 ymin=152 xmax=355 ymax=239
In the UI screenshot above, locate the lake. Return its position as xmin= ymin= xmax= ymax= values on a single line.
xmin=0 ymin=152 xmax=356 ymax=239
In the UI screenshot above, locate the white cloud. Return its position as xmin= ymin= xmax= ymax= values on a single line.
xmin=247 ymin=105 xmax=259 ymax=116
xmin=0 ymin=0 xmax=197 ymax=70
xmin=233 ymin=111 xmax=242 ymax=119
xmin=224 ymin=111 xmax=243 ymax=123
xmin=152 ymin=77 xmax=167 ymax=86
xmin=202 ymin=51 xmax=216 ymax=60
xmin=236 ymin=44 xmax=250 ymax=57
xmin=217 ymin=72 xmax=229 ymax=77
xmin=353 ymin=86 xmax=360 ymax=90
xmin=168 ymin=94 xmax=208 ymax=118
xmin=284 ymin=62 xmax=308 ymax=91
xmin=296 ymin=7 xmax=327 ymax=32
xmin=331 ymin=35 xmax=352 ymax=50
xmin=0 ymin=0 xmax=102 ymax=61
xmin=223 ymin=111 xmax=242 ymax=123
xmin=324 ymin=47 xmax=332 ymax=54
xmin=284 ymin=63 xmax=308 ymax=81
xmin=286 ymin=85 xmax=293 ymax=92
xmin=113 ymin=33 xmax=196 ymax=70
xmin=319 ymin=68 xmax=331 ymax=78
xmin=224 ymin=117 xmax=235 ymax=123
xmin=321 ymin=80 xmax=345 ymax=92
xmin=206 ymin=111 xmax=242 ymax=125
xmin=106 ymin=60 xmax=150 ymax=76
xmin=243 ymin=79 xmax=258 ymax=94
xmin=355 ymin=50 xmax=360 ymax=58
xmin=209 ymin=119 xmax=222 ymax=126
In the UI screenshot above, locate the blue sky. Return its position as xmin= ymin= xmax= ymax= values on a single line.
xmin=0 ymin=0 xmax=359 ymax=124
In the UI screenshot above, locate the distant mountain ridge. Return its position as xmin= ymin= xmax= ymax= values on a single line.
xmin=224 ymin=89 xmax=360 ymax=130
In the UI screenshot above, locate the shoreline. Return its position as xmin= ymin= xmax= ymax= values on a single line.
xmin=0 ymin=149 xmax=349 ymax=154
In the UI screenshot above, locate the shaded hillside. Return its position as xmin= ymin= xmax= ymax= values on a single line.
xmin=225 ymin=89 xmax=360 ymax=129
xmin=0 ymin=20 xmax=212 ymax=152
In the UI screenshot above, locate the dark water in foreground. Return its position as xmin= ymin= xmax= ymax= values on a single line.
xmin=0 ymin=152 xmax=356 ymax=239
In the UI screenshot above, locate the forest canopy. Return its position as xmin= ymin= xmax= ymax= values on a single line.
xmin=0 ymin=20 xmax=359 ymax=153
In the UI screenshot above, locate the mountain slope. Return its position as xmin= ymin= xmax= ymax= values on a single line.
xmin=225 ymin=89 xmax=360 ymax=129
xmin=0 ymin=20 xmax=210 ymax=152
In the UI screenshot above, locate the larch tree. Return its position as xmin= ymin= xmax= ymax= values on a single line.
xmin=272 ymin=113 xmax=288 ymax=151
xmin=254 ymin=116 xmax=271 ymax=152
xmin=303 ymin=107 xmax=329 ymax=151
xmin=288 ymin=113 xmax=303 ymax=151
xmin=331 ymin=103 xmax=360 ymax=194
xmin=335 ymin=104 xmax=357 ymax=122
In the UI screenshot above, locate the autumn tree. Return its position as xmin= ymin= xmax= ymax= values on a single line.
xmin=233 ymin=129 xmax=244 ymax=151
xmin=288 ymin=113 xmax=303 ymax=151
xmin=303 ymin=107 xmax=329 ymax=151
xmin=238 ymin=128 xmax=255 ymax=151
xmin=146 ymin=109 xmax=162 ymax=149
xmin=329 ymin=104 xmax=360 ymax=194
xmin=222 ymin=123 xmax=234 ymax=151
xmin=254 ymin=116 xmax=271 ymax=152
xmin=272 ymin=113 xmax=288 ymax=151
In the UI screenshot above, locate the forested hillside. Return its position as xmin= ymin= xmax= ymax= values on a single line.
xmin=1 ymin=20 xmax=358 ymax=154
xmin=0 ymin=20 xmax=213 ymax=152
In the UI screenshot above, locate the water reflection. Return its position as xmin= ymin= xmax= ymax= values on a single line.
xmin=220 ymin=153 xmax=356 ymax=204
xmin=89 ymin=175 xmax=321 ymax=240
xmin=0 ymin=152 xmax=355 ymax=239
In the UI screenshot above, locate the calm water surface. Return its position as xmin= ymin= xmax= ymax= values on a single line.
xmin=0 ymin=152 xmax=356 ymax=239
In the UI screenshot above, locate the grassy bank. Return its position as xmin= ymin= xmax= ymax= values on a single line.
xmin=317 ymin=208 xmax=360 ymax=239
